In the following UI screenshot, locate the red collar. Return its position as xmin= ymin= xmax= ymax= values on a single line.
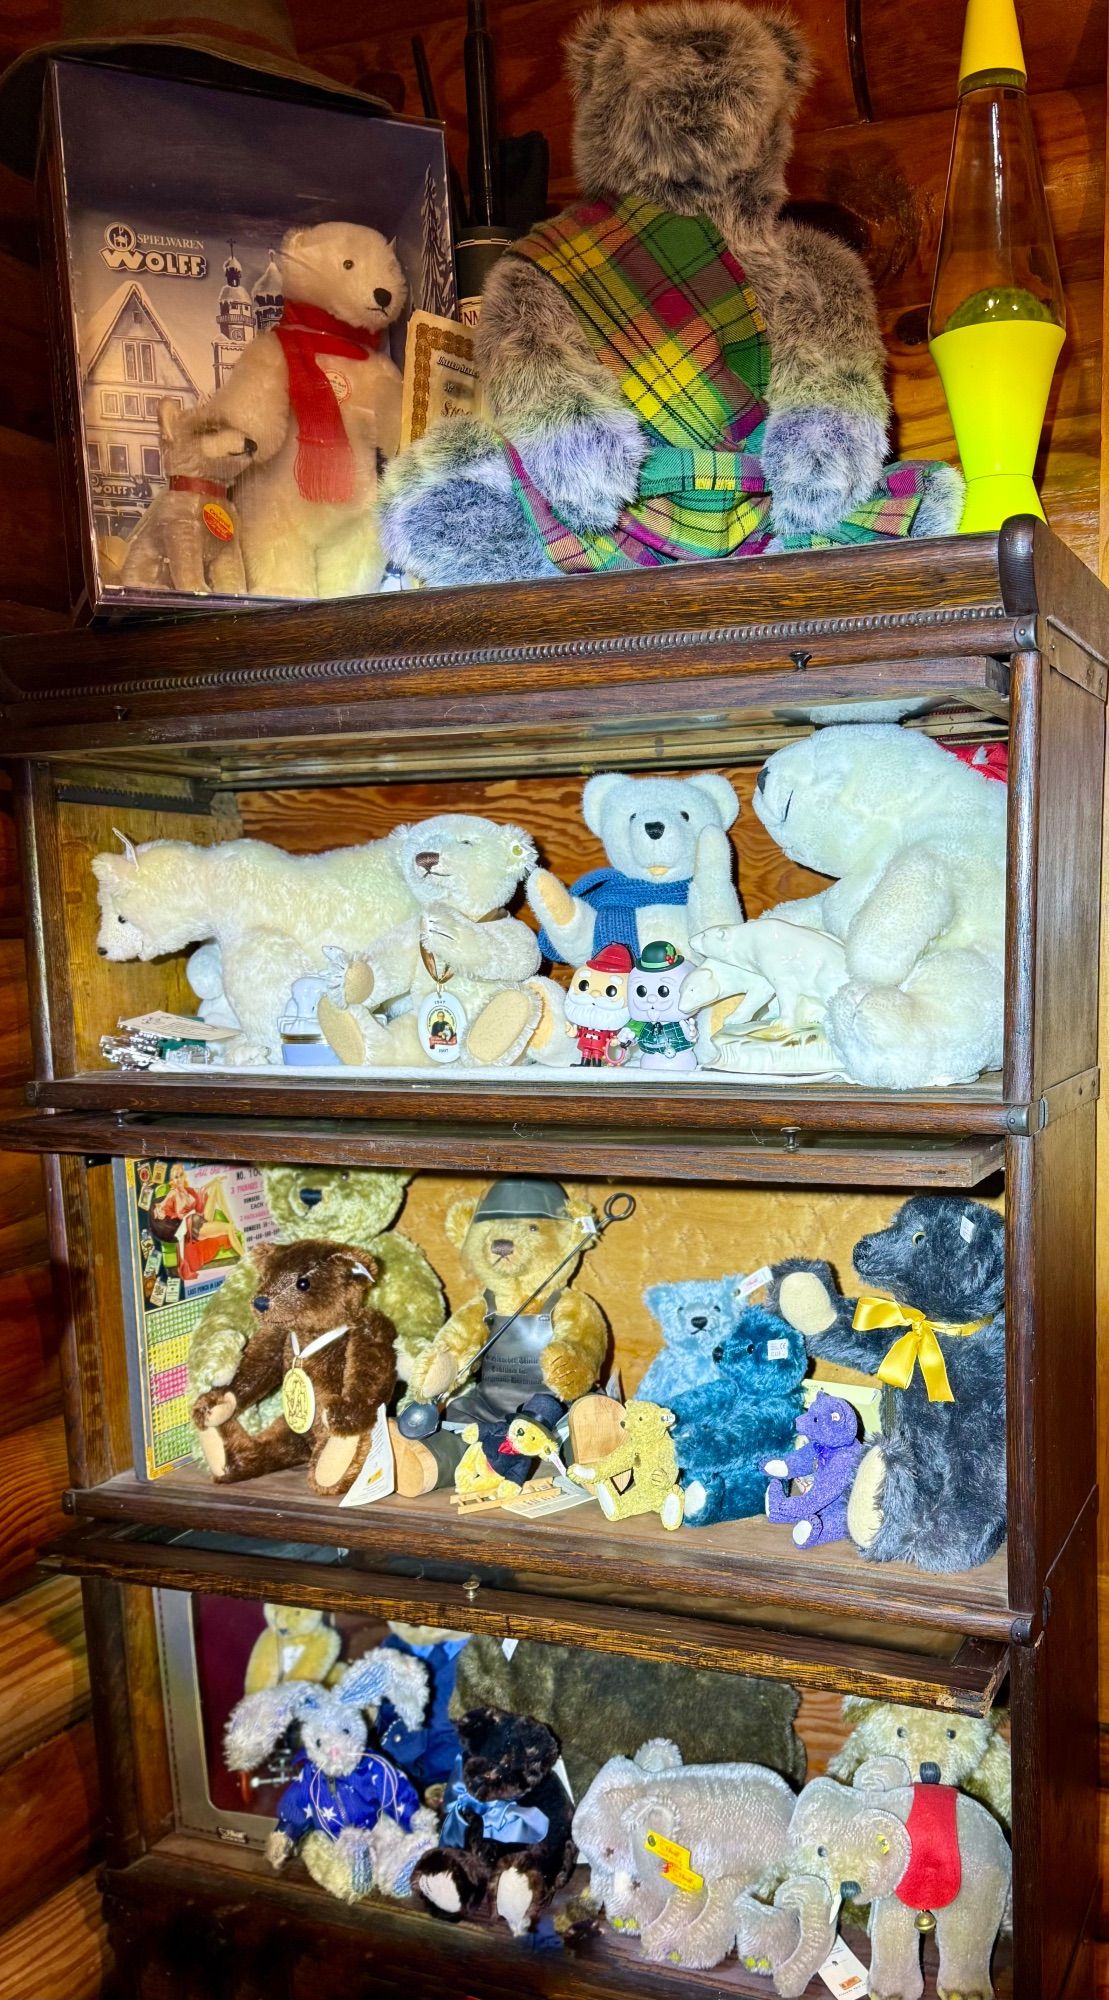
xmin=169 ymin=475 xmax=228 ymax=499
xmin=278 ymin=300 xmax=383 ymax=354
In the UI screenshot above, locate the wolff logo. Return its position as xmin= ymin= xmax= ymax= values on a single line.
xmin=101 ymin=221 xmax=207 ymax=279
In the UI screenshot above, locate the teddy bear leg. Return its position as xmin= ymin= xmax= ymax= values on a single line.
xmin=414 ymin=1846 xmax=488 ymax=1920
xmin=492 ymin=1858 xmax=545 ymax=1937
xmin=315 ymin=516 xmax=387 ymax=599
xmin=380 ymin=418 xmax=559 ymax=588
xmin=198 ymin=1412 xmax=311 ymax=1483
xmin=464 ymin=983 xmax=542 ymax=1066
xmin=826 ymin=952 xmax=1003 ymax=1090
xmin=309 ymin=1427 xmax=371 ymax=1498
xmin=316 ymin=996 xmax=405 ymax=1067
xmin=847 ymin=1442 xmax=888 ymax=1550
xmin=164 ymin=515 xmax=209 ymax=596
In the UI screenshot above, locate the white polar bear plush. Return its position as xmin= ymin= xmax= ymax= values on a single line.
xmin=92 ymin=829 xmax=419 ymax=1065
xmin=749 ymin=725 xmax=1007 ymax=1088
xmin=186 ymin=221 xmax=407 ymax=600
xmin=317 ymin=814 xmax=566 ymax=1068
xmin=527 ymin=771 xmax=741 ymax=966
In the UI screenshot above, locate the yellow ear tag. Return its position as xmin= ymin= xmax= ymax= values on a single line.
xmin=644 ymin=1830 xmax=704 ymax=1894
xmin=282 ymin=1366 xmax=316 ymax=1434
xmin=201 ymin=501 xmax=235 ymax=542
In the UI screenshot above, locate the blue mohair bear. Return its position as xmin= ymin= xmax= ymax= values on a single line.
xmin=671 ymin=1304 xmax=808 ymax=1527
xmin=637 ymin=1273 xmax=745 ymax=1405
xmin=766 ymin=1196 xmax=1006 ymax=1573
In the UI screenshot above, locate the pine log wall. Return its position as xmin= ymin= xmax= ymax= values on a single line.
xmin=0 ymin=2 xmax=1105 ymax=1995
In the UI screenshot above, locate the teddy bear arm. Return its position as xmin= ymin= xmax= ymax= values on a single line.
xmin=544 ymin=1293 xmax=608 ymax=1399
xmin=189 ymin=339 xmax=291 ymax=463
xmin=187 ymin=1259 xmax=259 ymax=1397
xmin=328 ymin=1315 xmax=398 ymax=1433
xmin=370 ymin=1232 xmax=445 ymax=1358
xmin=845 ymin=846 xmax=957 ymax=985
xmin=409 ymin=1297 xmax=490 ymax=1396
xmin=221 ymin=1325 xmax=288 ymax=1413
xmin=345 ymin=919 xmax=422 ymax=1010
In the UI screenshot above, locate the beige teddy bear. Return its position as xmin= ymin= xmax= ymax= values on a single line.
xmin=317 ymin=814 xmax=565 ymax=1069
xmin=119 ymin=399 xmax=254 ymax=596
xmin=827 ymin=1697 xmax=1011 ymax=1830
xmin=570 ymin=1398 xmax=685 ymax=1529
xmin=243 ymin=1605 xmax=342 ymax=1696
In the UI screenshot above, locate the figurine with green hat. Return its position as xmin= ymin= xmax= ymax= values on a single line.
xmin=613 ymin=940 xmax=699 ymax=1072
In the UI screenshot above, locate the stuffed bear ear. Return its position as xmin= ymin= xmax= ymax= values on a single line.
xmin=687 ymin=773 xmax=740 ymax=830
xmin=281 ymin=225 xmax=307 ymax=256
xmin=333 ymin=1248 xmax=380 ymax=1287
xmin=760 ymin=11 xmax=815 ymax=95
xmin=564 ymin=5 xmax=616 ymax=95
xmin=564 ymin=1193 xmax=598 ymax=1237
xmin=582 ymin=772 xmax=626 ymax=837
xmin=445 ymin=1197 xmax=479 ymax=1249
xmin=501 ymin=823 xmax=537 ymax=873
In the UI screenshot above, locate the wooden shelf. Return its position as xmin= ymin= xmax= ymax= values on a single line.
xmin=0 ymin=1106 xmax=1007 ymax=1187
xmin=62 ymin=1466 xmax=1025 ymax=1649
xmin=103 ymin=1836 xmax=1015 ymax=2000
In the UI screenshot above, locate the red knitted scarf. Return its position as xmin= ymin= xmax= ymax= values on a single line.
xmin=274 ymin=301 xmax=383 ymax=505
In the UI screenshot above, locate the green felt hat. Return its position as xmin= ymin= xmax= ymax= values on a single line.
xmin=635 ymin=939 xmax=684 ymax=970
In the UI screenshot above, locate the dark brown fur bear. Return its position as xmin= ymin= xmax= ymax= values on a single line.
xmin=191 ymin=1238 xmax=396 ymax=1496
xmin=413 ymin=1706 xmax=576 ymax=1936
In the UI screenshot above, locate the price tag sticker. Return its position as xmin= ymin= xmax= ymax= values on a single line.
xmin=644 ymin=1830 xmax=703 ymax=1894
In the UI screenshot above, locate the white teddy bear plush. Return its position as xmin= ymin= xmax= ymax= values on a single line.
xmin=317 ymin=813 xmax=566 ymax=1068
xmin=92 ymin=828 xmax=419 ymax=1066
xmin=748 ymin=725 xmax=1007 ymax=1088
xmin=527 ymin=771 xmax=742 ymax=966
xmin=186 ymin=220 xmax=407 ymax=599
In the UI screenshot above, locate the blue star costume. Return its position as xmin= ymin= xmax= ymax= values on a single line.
xmin=275 ymin=1748 xmax=420 ymax=1845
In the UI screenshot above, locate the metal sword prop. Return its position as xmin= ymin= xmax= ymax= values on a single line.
xmin=395 ymin=1191 xmax=637 ymax=1440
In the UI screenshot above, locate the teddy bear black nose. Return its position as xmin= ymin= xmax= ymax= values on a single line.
xmin=415 ymin=850 xmax=439 ymax=872
xmin=299 ymin=1187 xmax=323 ymax=1207
xmin=919 ymin=1761 xmax=941 ymax=1785
xmin=97 ymin=945 xmax=108 ymax=955
xmin=711 ymin=1342 xmax=724 ymax=1361
xmin=644 ymin=821 xmax=665 ymax=839
xmin=374 ymin=287 xmax=393 ymax=308
xmin=491 ymin=1237 xmax=515 ymax=1258
xmin=690 ymin=1315 xmax=708 ymax=1330
xmin=253 ymin=1295 xmax=271 ymax=1312
xmin=756 ymin=767 xmax=769 ymax=792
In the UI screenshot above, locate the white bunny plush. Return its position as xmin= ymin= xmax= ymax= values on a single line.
xmin=225 ymin=1645 xmax=438 ymax=1903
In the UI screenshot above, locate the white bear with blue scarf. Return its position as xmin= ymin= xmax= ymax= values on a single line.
xmin=528 ymin=771 xmax=742 ymax=966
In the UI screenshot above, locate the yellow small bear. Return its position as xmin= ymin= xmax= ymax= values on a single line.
xmin=571 ymin=1400 xmax=685 ymax=1530
xmin=243 ymin=1604 xmax=342 ymax=1695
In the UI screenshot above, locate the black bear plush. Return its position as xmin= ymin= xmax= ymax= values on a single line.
xmin=768 ymin=1194 xmax=1006 ymax=1573
xmin=412 ymin=1706 xmax=575 ymax=1935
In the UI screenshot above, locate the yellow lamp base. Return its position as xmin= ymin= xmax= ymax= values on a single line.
xmin=929 ymin=319 xmax=1064 ymax=535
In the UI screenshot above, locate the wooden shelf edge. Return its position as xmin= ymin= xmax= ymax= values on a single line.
xmin=62 ymin=1471 xmax=1028 ymax=1645
xmin=101 ymin=1835 xmax=1015 ymax=2000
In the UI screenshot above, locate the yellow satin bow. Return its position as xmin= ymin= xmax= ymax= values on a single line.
xmin=852 ymin=1297 xmax=992 ymax=1404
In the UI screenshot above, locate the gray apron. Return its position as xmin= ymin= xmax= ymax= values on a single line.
xmin=444 ymin=1288 xmax=563 ymax=1428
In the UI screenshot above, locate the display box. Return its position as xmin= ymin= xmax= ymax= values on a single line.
xmin=40 ymin=58 xmax=456 ymax=616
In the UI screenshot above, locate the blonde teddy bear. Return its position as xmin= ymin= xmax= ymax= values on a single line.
xmin=243 ymin=1605 xmax=342 ymax=1696
xmin=570 ymin=1400 xmax=685 ymax=1529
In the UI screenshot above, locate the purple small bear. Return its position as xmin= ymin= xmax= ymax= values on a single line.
xmin=763 ymin=1391 xmax=865 ymax=1548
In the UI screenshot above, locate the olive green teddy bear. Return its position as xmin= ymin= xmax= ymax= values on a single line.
xmin=187 ymin=1165 xmax=444 ymax=1442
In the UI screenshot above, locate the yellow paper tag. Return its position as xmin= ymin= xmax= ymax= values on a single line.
xmin=644 ymin=1830 xmax=703 ymax=1894
xmin=202 ymin=501 xmax=235 ymax=542
xmin=282 ymin=1365 xmax=315 ymax=1434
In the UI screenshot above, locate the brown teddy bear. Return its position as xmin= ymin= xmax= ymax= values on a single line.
xmin=191 ymin=1239 xmax=397 ymax=1496
xmin=394 ymin=1179 xmax=609 ymax=1494
xmin=413 ymin=1705 xmax=576 ymax=1936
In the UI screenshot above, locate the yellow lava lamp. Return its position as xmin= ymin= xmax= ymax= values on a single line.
xmin=929 ymin=0 xmax=1065 ymax=532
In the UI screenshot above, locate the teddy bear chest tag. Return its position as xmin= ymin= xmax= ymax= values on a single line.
xmin=281 ymin=1324 xmax=348 ymax=1433
xmin=417 ymin=941 xmax=466 ymax=1063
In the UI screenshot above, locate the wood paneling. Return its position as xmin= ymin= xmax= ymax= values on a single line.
xmin=0 ymin=1577 xmax=89 ymax=1774
xmin=0 ymin=1415 xmax=69 ymax=1602
xmin=0 ymin=1716 xmax=98 ymax=1929
xmin=0 ymin=1869 xmax=111 ymax=2000
xmin=0 ymin=1264 xmax=62 ymax=1437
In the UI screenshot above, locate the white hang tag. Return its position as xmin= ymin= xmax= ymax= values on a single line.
xmin=959 ymin=1215 xmax=976 ymax=1242
xmin=339 ymin=1405 xmax=397 ymax=1507
xmin=818 ymin=1938 xmax=868 ymax=1995
xmin=766 ymin=1337 xmax=791 ymax=1360
xmin=738 ymin=1265 xmax=773 ymax=1300
xmin=501 ymin=1638 xmax=519 ymax=1660
xmin=418 ymin=988 xmax=466 ymax=1063
xmin=553 ymin=1755 xmax=574 ymax=1803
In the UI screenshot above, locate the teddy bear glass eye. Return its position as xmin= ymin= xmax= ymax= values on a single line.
xmin=342 ymin=258 xmax=354 ymax=269
xmin=296 ymin=1275 xmax=311 ymax=1291
xmin=912 ymin=1230 xmax=925 ymax=1244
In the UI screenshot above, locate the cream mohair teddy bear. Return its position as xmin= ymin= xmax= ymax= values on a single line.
xmin=119 ymin=400 xmax=254 ymax=596
xmin=828 ymin=1698 xmax=1011 ymax=1831
xmin=317 ymin=814 xmax=566 ymax=1068
xmin=750 ymin=725 xmax=1006 ymax=1088
xmin=243 ymin=1604 xmax=342 ymax=1696
xmin=187 ymin=220 xmax=407 ymax=599
xmin=92 ymin=826 xmax=419 ymax=1065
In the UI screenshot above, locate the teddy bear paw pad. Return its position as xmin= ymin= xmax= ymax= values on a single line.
xmin=792 ymin=1519 xmax=814 ymax=1546
xmin=316 ymin=994 xmax=370 ymax=1066
xmin=684 ymin=1480 xmax=707 ymax=1518
xmin=197 ymin=1426 xmax=228 ymax=1477
xmin=466 ymin=987 xmax=537 ymax=1065
xmin=313 ymin=1432 xmax=360 ymax=1490
xmin=778 ymin=1270 xmax=837 ymax=1335
xmin=660 ymin=1488 xmax=685 ymax=1530
xmin=420 ymin=1872 xmax=462 ymax=1914
xmin=495 ymin=1867 xmax=535 ymax=1935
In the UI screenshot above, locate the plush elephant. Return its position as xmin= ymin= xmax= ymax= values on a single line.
xmin=573 ymin=1738 xmax=794 ymax=1969
xmin=736 ymin=1758 xmax=1011 ymax=2000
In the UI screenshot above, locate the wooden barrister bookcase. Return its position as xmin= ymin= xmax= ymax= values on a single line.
xmin=0 ymin=517 xmax=1102 ymax=2000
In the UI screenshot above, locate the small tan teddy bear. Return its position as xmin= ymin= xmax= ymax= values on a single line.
xmin=570 ymin=1399 xmax=685 ymax=1529
xmin=827 ymin=1697 xmax=1011 ymax=1830
xmin=119 ymin=399 xmax=254 ymax=596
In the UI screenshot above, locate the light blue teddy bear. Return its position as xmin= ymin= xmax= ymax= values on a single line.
xmin=636 ymin=1274 xmax=745 ymax=1405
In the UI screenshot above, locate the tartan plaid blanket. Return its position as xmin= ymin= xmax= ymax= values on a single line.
xmin=502 ymin=196 xmax=942 ymax=572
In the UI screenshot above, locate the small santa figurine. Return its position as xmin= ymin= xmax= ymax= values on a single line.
xmin=564 ymin=942 xmax=634 ymax=1066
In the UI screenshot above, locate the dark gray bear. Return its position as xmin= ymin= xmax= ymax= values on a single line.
xmin=768 ymin=1195 xmax=1005 ymax=1573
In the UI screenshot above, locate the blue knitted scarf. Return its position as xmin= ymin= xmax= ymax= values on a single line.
xmin=538 ymin=865 xmax=690 ymax=962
